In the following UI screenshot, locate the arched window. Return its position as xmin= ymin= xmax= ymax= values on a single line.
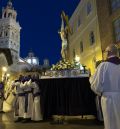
xmin=87 ymin=2 xmax=92 ymax=15
xmin=8 ymin=13 xmax=12 ymax=18
xmin=80 ymin=41 xmax=83 ymax=53
xmin=4 ymin=12 xmax=6 ymax=18
xmin=73 ymin=49 xmax=76 ymax=59
xmin=90 ymin=31 xmax=95 ymax=45
xmin=5 ymin=31 xmax=8 ymax=37
xmin=113 ymin=17 xmax=120 ymax=42
xmin=0 ymin=31 xmax=2 ymax=37
xmin=13 ymin=16 xmax=15 ymax=19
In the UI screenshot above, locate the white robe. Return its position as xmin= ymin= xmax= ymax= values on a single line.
xmin=21 ymin=80 xmax=33 ymax=119
xmin=31 ymin=82 xmax=43 ymax=121
xmin=90 ymin=62 xmax=120 ymax=129
xmin=14 ymin=82 xmax=25 ymax=118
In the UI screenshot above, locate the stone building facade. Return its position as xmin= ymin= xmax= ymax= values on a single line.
xmin=96 ymin=0 xmax=120 ymax=51
xmin=0 ymin=0 xmax=21 ymax=64
xmin=0 ymin=1 xmax=21 ymax=79
xmin=68 ymin=0 xmax=120 ymax=74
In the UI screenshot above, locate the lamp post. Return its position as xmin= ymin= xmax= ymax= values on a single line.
xmin=6 ymin=73 xmax=10 ymax=77
xmin=2 ymin=67 xmax=7 ymax=72
xmin=75 ymin=55 xmax=80 ymax=63
xmin=75 ymin=55 xmax=84 ymax=71
xmin=6 ymin=73 xmax=10 ymax=81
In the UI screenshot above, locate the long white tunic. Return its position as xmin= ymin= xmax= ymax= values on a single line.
xmin=15 ymin=82 xmax=25 ymax=118
xmin=20 ymin=80 xmax=33 ymax=119
xmin=31 ymin=82 xmax=43 ymax=121
xmin=90 ymin=62 xmax=120 ymax=129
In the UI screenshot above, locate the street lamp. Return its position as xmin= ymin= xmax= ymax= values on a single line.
xmin=75 ymin=55 xmax=80 ymax=62
xmin=75 ymin=55 xmax=84 ymax=70
xmin=2 ymin=67 xmax=7 ymax=72
xmin=6 ymin=73 xmax=10 ymax=82
xmin=7 ymin=74 xmax=10 ymax=77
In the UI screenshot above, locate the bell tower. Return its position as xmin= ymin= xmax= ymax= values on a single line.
xmin=0 ymin=0 xmax=21 ymax=63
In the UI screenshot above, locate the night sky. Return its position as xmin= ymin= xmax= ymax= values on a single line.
xmin=0 ymin=0 xmax=80 ymax=65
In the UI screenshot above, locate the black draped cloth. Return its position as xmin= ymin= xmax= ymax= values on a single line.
xmin=39 ymin=77 xmax=96 ymax=120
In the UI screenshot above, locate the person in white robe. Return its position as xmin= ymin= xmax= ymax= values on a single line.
xmin=20 ymin=76 xmax=33 ymax=123
xmin=31 ymin=79 xmax=43 ymax=121
xmin=3 ymin=80 xmax=17 ymax=113
xmin=14 ymin=77 xmax=25 ymax=122
xmin=95 ymin=60 xmax=104 ymax=122
xmin=90 ymin=44 xmax=120 ymax=129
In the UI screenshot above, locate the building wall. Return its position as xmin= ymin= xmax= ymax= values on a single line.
xmin=96 ymin=0 xmax=120 ymax=52
xmin=68 ymin=0 xmax=102 ymax=74
xmin=0 ymin=2 xmax=21 ymax=64
xmin=68 ymin=0 xmax=120 ymax=74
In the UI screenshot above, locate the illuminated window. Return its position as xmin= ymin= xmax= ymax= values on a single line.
xmin=32 ymin=59 xmax=37 ymax=64
xmin=111 ymin=0 xmax=120 ymax=11
xmin=27 ymin=59 xmax=32 ymax=64
xmin=114 ymin=18 xmax=120 ymax=42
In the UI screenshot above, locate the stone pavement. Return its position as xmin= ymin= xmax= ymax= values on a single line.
xmin=0 ymin=112 xmax=104 ymax=129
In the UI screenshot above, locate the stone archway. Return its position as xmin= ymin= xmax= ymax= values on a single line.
xmin=0 ymin=53 xmax=8 ymax=80
xmin=0 ymin=53 xmax=8 ymax=67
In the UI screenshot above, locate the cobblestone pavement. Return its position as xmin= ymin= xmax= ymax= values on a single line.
xmin=0 ymin=112 xmax=104 ymax=129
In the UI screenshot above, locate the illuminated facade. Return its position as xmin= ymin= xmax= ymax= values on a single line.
xmin=0 ymin=0 xmax=21 ymax=64
xmin=25 ymin=51 xmax=39 ymax=66
xmin=68 ymin=0 xmax=120 ymax=74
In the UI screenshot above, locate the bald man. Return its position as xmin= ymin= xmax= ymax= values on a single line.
xmin=90 ymin=44 xmax=120 ymax=129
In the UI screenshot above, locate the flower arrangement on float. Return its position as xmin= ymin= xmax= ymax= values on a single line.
xmin=51 ymin=59 xmax=75 ymax=71
xmin=43 ymin=58 xmax=89 ymax=78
